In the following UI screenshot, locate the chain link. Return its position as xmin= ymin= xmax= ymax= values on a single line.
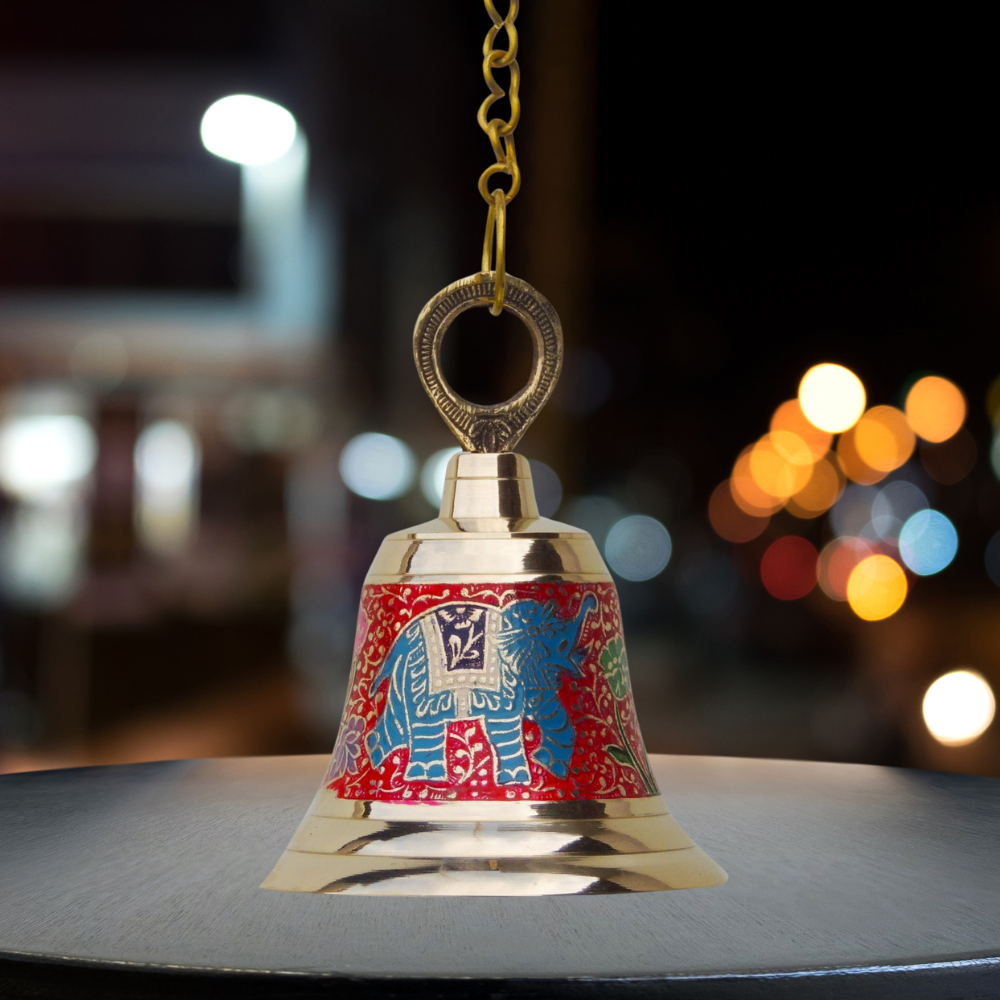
xmin=478 ymin=0 xmax=520 ymax=206
xmin=478 ymin=0 xmax=518 ymax=315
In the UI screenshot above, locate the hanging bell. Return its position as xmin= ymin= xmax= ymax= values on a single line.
xmin=263 ymin=275 xmax=727 ymax=895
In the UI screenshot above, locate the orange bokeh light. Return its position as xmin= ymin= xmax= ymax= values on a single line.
xmin=731 ymin=447 xmax=784 ymax=516
xmin=749 ymin=435 xmax=813 ymax=499
xmin=786 ymin=455 xmax=845 ymax=518
xmin=817 ymin=536 xmax=873 ymax=601
xmin=708 ymin=480 xmax=769 ymax=543
xmin=847 ymin=554 xmax=908 ymax=621
xmin=853 ymin=405 xmax=915 ymax=473
xmin=905 ymin=376 xmax=966 ymax=443
xmin=836 ymin=426 xmax=888 ymax=485
xmin=770 ymin=429 xmax=815 ymax=467
xmin=770 ymin=399 xmax=832 ymax=462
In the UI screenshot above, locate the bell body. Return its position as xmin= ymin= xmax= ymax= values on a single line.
xmin=263 ymin=453 xmax=727 ymax=895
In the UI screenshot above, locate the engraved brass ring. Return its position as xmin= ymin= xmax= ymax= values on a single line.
xmin=413 ymin=273 xmax=563 ymax=454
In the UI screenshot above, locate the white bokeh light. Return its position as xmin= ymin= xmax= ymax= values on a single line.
xmin=340 ymin=433 xmax=415 ymax=501
xmin=135 ymin=421 xmax=200 ymax=493
xmin=134 ymin=420 xmax=202 ymax=555
xmin=0 ymin=415 xmax=96 ymax=501
xmin=605 ymin=515 xmax=672 ymax=581
xmin=421 ymin=447 xmax=461 ymax=507
xmin=923 ymin=670 xmax=996 ymax=746
xmin=200 ymin=95 xmax=297 ymax=165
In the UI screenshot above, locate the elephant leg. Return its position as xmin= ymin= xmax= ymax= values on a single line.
xmin=404 ymin=718 xmax=449 ymax=782
xmin=531 ymin=691 xmax=575 ymax=778
xmin=484 ymin=714 xmax=531 ymax=785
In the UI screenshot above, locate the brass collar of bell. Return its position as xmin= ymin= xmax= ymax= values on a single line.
xmin=367 ymin=452 xmax=608 ymax=585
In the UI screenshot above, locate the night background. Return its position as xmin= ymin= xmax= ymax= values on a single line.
xmin=1 ymin=0 xmax=998 ymax=779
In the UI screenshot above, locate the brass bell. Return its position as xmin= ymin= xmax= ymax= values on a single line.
xmin=263 ymin=275 xmax=727 ymax=896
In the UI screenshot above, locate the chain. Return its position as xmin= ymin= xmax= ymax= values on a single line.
xmin=478 ymin=0 xmax=519 ymax=315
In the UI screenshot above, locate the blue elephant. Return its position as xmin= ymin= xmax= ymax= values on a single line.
xmin=365 ymin=594 xmax=597 ymax=784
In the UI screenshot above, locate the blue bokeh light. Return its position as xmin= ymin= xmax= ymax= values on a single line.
xmin=898 ymin=509 xmax=958 ymax=576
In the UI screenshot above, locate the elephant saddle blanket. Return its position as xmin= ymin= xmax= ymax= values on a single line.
xmin=420 ymin=604 xmax=502 ymax=716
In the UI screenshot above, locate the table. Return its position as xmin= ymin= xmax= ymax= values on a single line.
xmin=1 ymin=754 xmax=999 ymax=998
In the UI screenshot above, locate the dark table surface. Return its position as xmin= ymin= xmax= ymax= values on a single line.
xmin=1 ymin=753 xmax=999 ymax=999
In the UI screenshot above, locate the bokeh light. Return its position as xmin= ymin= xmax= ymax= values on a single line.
xmin=920 ymin=428 xmax=976 ymax=485
xmin=798 ymin=363 xmax=866 ymax=433
xmin=922 ymin=670 xmax=996 ymax=746
xmin=769 ymin=429 xmax=814 ymax=467
xmin=836 ymin=426 xmax=887 ymax=485
xmin=0 ymin=415 xmax=97 ymax=501
xmin=730 ymin=447 xmax=783 ymax=515
xmin=708 ymin=481 xmax=769 ymax=542
xmin=339 ymin=432 xmax=415 ymax=500
xmin=420 ymin=447 xmax=461 ymax=507
xmin=134 ymin=420 xmax=201 ymax=555
xmin=898 ymin=509 xmax=957 ymax=576
xmin=770 ymin=399 xmax=832 ymax=461
xmin=760 ymin=536 xmax=818 ymax=600
xmin=817 ymin=537 xmax=874 ymax=601
xmin=987 ymin=375 xmax=1000 ymax=427
xmin=830 ymin=483 xmax=879 ymax=537
xmin=905 ymin=376 xmax=966 ymax=443
xmin=846 ymin=554 xmax=907 ymax=621
xmin=134 ymin=421 xmax=200 ymax=494
xmin=853 ymin=405 xmax=915 ymax=473
xmin=200 ymin=95 xmax=298 ymax=165
xmin=871 ymin=480 xmax=928 ymax=541
xmin=986 ymin=531 xmax=1000 ymax=589
xmin=786 ymin=455 xmax=844 ymax=518
xmin=749 ymin=435 xmax=812 ymax=499
xmin=529 ymin=460 xmax=563 ymax=517
xmin=605 ymin=515 xmax=672 ymax=581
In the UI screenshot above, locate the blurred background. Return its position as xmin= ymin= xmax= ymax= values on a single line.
xmin=2 ymin=1 xmax=999 ymax=777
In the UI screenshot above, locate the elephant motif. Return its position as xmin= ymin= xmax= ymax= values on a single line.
xmin=366 ymin=593 xmax=597 ymax=784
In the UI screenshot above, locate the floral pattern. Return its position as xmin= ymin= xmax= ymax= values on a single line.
xmin=600 ymin=637 xmax=630 ymax=699
xmin=326 ymin=714 xmax=365 ymax=781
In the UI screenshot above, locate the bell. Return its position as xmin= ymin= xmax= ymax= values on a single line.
xmin=263 ymin=275 xmax=727 ymax=897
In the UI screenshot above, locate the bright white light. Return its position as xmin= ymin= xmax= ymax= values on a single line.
xmin=134 ymin=421 xmax=201 ymax=555
xmin=135 ymin=421 xmax=200 ymax=493
xmin=200 ymin=95 xmax=297 ymax=165
xmin=421 ymin=447 xmax=461 ymax=507
xmin=0 ymin=415 xmax=96 ymax=501
xmin=923 ymin=670 xmax=996 ymax=746
xmin=340 ymin=433 xmax=415 ymax=501
xmin=605 ymin=515 xmax=672 ymax=581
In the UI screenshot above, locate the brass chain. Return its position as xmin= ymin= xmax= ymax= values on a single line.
xmin=478 ymin=0 xmax=519 ymax=315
